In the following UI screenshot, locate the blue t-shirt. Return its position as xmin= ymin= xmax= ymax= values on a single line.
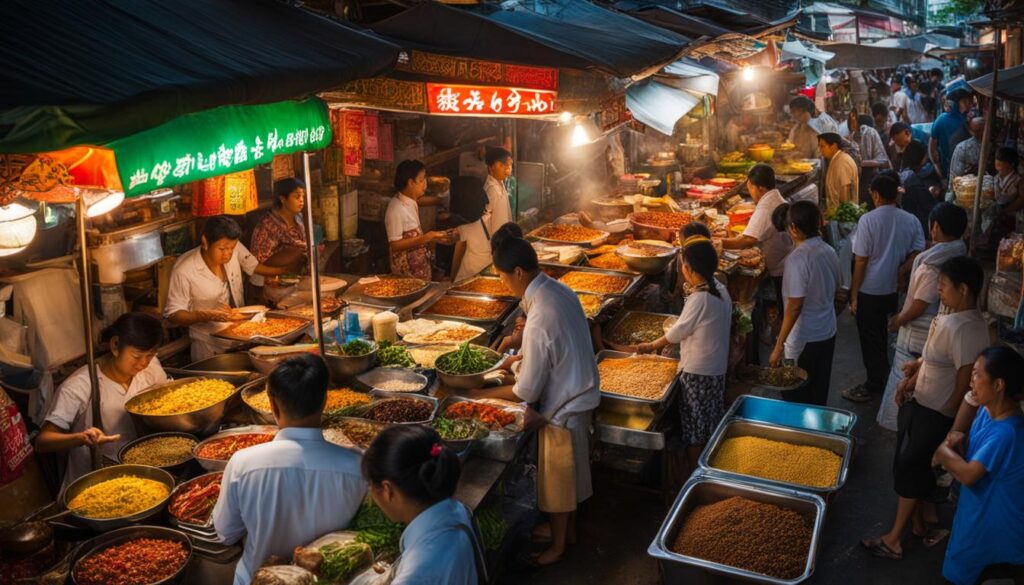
xmin=942 ymin=408 xmax=1024 ymax=585
xmin=931 ymin=110 xmax=968 ymax=176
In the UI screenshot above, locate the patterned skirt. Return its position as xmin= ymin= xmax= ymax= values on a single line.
xmin=678 ymin=372 xmax=726 ymax=447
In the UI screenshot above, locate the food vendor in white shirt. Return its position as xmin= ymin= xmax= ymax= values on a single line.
xmin=385 ymin=159 xmax=453 ymax=281
xmin=483 ymin=147 xmax=514 ymax=233
xmin=214 ymin=355 xmax=366 ymax=585
xmin=720 ymin=164 xmax=793 ymax=281
xmin=362 ymin=425 xmax=481 ymax=585
xmin=468 ymin=236 xmax=600 ymax=568
xmin=35 ymin=313 xmax=168 ymax=489
xmin=164 ymin=215 xmax=286 ymax=361
xmin=451 ymin=185 xmax=494 ymax=282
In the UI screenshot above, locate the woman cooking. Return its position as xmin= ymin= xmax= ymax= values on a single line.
xmin=35 ymin=313 xmax=169 ymax=489
xmin=165 ymin=215 xmax=287 ymax=361
xmin=385 ymin=160 xmax=453 ymax=280
xmin=248 ymin=178 xmax=309 ymax=298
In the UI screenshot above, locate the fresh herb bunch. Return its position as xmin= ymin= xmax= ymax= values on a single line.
xmin=340 ymin=339 xmax=373 ymax=357
xmin=376 ymin=341 xmax=415 ymax=367
xmin=433 ymin=417 xmax=489 ymax=441
xmin=434 ymin=342 xmax=498 ymax=375
xmin=829 ymin=202 xmax=867 ymax=223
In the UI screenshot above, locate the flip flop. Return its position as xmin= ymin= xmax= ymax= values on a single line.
xmin=861 ymin=537 xmax=903 ymax=560
xmin=914 ymin=527 xmax=949 ymax=548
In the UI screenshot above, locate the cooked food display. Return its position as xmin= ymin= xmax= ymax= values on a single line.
xmin=737 ymin=364 xmax=806 ymax=389
xmin=711 ymin=436 xmax=841 ymax=488
xmin=531 ymin=223 xmax=607 ymax=243
xmin=121 ymin=436 xmax=196 ymax=468
xmin=588 ymin=252 xmax=629 ymax=271
xmin=249 ymin=387 xmax=368 ymax=414
xmin=128 ymin=379 xmax=235 ymax=416
xmin=400 ymin=319 xmax=485 ymax=345
xmin=331 ymin=339 xmax=374 ymax=357
xmin=444 ymin=401 xmax=516 ymax=430
xmin=375 ymin=341 xmax=415 ymax=367
xmin=559 ymin=271 xmax=630 ymax=295
xmin=407 ymin=345 xmax=458 ymax=368
xmin=433 ymin=417 xmax=490 ymax=442
xmin=620 ymin=242 xmax=674 ymax=257
xmin=285 ymin=297 xmax=344 ymax=319
xmin=373 ymin=379 xmax=423 ymax=393
xmin=169 ymin=472 xmax=222 ymax=524
xmin=577 ymin=294 xmax=603 ymax=319
xmin=196 ymin=432 xmax=276 ymax=461
xmin=68 ymin=476 xmax=170 ymax=519
xmin=361 ymin=399 xmax=433 ymax=424
xmin=323 ymin=419 xmax=384 ymax=450
xmin=363 ymin=278 xmax=426 ymax=298
xmin=630 ymin=211 xmax=695 ymax=230
xmin=450 ymin=278 xmax=514 ymax=297
xmin=434 ymin=343 xmax=499 ymax=375
xmin=606 ymin=312 xmax=670 ymax=345
xmin=671 ymin=496 xmax=811 ymax=580
xmin=735 ymin=248 xmax=763 ymax=268
xmin=225 ymin=317 xmax=306 ymax=339
xmin=422 ymin=296 xmax=508 ymax=321
xmin=74 ymin=537 xmax=189 ymax=585
xmin=598 ymin=357 xmax=678 ymax=400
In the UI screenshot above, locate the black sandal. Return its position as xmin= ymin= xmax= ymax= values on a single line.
xmin=861 ymin=537 xmax=903 ymax=560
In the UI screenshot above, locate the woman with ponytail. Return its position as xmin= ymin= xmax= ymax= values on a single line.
xmin=636 ymin=236 xmax=731 ymax=467
xmin=362 ymin=425 xmax=480 ymax=585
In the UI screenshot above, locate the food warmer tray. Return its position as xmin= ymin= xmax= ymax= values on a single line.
xmin=447 ymin=276 xmax=519 ymax=301
xmin=358 ymin=392 xmax=439 ymax=425
xmin=601 ymin=310 xmax=677 ymax=352
xmin=538 ymin=263 xmax=644 ymax=298
xmin=581 ymin=294 xmax=622 ymax=322
xmin=726 ymin=395 xmax=857 ymax=436
xmin=527 ymin=224 xmax=610 ymax=247
xmin=193 ymin=424 xmax=279 ymax=472
xmin=211 ymin=311 xmax=311 ymax=344
xmin=593 ymin=351 xmax=680 ymax=451
xmin=438 ymin=395 xmax=526 ymax=462
xmin=699 ymin=419 xmax=853 ymax=494
xmin=414 ymin=293 xmax=519 ymax=327
xmin=647 ymin=473 xmax=825 ymax=585
xmin=594 ymin=350 xmax=679 ymax=411
xmin=166 ymin=471 xmax=223 ymax=531
xmin=353 ymin=277 xmax=432 ymax=307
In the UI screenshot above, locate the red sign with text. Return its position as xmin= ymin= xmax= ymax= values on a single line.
xmin=425 ymin=84 xmax=557 ymax=117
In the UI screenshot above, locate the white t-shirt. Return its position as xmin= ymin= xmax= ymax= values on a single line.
xmin=385 ymin=194 xmax=422 ymax=242
xmin=454 ymin=220 xmax=492 ymax=282
xmin=915 ymin=310 xmax=990 ymax=417
xmin=891 ymin=91 xmax=910 ymax=117
xmin=742 ymin=189 xmax=793 ymax=277
xmin=907 ymin=94 xmax=929 ymax=124
xmin=44 ymin=358 xmax=168 ymax=489
xmin=896 ymin=240 xmax=966 ymax=354
xmin=483 ymin=175 xmax=513 ymax=234
xmin=852 ymin=205 xmax=925 ymax=295
xmin=665 ymin=281 xmax=732 ymax=376
xmin=781 ymin=236 xmax=840 ymax=358
xmin=164 ymin=244 xmax=259 ymax=361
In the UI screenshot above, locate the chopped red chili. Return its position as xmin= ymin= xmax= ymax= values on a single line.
xmin=74 ymin=538 xmax=188 ymax=585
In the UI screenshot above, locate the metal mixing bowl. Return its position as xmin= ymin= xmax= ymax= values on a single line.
xmin=71 ymin=525 xmax=192 ymax=585
xmin=434 ymin=345 xmax=506 ymax=390
xmin=116 ymin=432 xmax=198 ymax=474
xmin=323 ymin=341 xmax=378 ymax=383
xmin=125 ymin=377 xmax=241 ymax=437
xmin=192 ymin=425 xmax=278 ymax=472
xmin=61 ymin=464 xmax=175 ymax=532
xmin=615 ymin=240 xmax=677 ymax=275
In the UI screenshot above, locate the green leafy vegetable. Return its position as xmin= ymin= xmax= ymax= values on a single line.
xmin=340 ymin=339 xmax=373 ymax=357
xmin=349 ymin=498 xmax=405 ymax=560
xmin=475 ymin=503 xmax=506 ymax=551
xmin=376 ymin=341 xmax=415 ymax=367
xmin=433 ymin=417 xmax=489 ymax=441
xmin=434 ymin=342 xmax=498 ymax=375
xmin=829 ymin=202 xmax=867 ymax=223
xmin=318 ymin=541 xmax=373 ymax=582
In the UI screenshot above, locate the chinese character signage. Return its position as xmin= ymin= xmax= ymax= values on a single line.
xmin=397 ymin=51 xmax=558 ymax=91
xmin=109 ymin=98 xmax=332 ymax=197
xmin=426 ymin=84 xmax=557 ymax=117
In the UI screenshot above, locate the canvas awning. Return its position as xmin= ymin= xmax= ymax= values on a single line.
xmin=969 ymin=65 xmax=1024 ymax=104
xmin=0 ymin=0 xmax=400 ymax=153
xmin=626 ymin=81 xmax=704 ymax=136
xmin=822 ymin=43 xmax=923 ymax=70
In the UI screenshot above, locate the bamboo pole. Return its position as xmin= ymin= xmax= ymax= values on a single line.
xmin=302 ymin=152 xmax=325 ymax=355
xmin=76 ymin=198 xmax=102 ymax=470
xmin=969 ymin=24 xmax=1001 ymax=255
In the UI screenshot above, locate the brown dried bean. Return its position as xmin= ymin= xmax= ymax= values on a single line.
xmin=362 ymin=399 xmax=432 ymax=423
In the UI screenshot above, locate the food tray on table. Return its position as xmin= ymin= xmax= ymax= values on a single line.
xmin=699 ymin=419 xmax=852 ymax=494
xmin=595 ymin=350 xmax=679 ymax=408
xmin=628 ymin=211 xmax=694 ymax=242
xmin=277 ymin=296 xmax=346 ymax=321
xmin=322 ymin=416 xmax=388 ymax=452
xmin=70 ymin=525 xmax=193 ymax=585
xmin=167 ymin=471 xmax=223 ymax=531
xmin=357 ymin=393 xmax=439 ymax=425
xmin=356 ymin=276 xmax=432 ymax=306
xmin=578 ymin=293 xmax=619 ymax=321
xmin=400 ymin=319 xmax=488 ymax=346
xmin=211 ymin=311 xmax=310 ymax=344
xmin=603 ymin=311 xmax=676 ymax=351
xmin=448 ymin=276 xmax=517 ymax=300
xmin=726 ymin=395 xmax=857 ymax=436
xmin=124 ymin=377 xmax=242 ymax=436
xmin=432 ymin=344 xmax=506 ymax=390
xmin=356 ymin=368 xmax=429 ymax=395
xmin=193 ymin=425 xmax=278 ymax=472
xmin=554 ymin=267 xmax=642 ymax=297
xmin=438 ymin=396 xmax=526 ymax=462
xmin=415 ymin=293 xmax=517 ymax=326
xmin=647 ymin=473 xmax=825 ymax=585
xmin=735 ymin=364 xmax=808 ymax=392
xmin=60 ymin=464 xmax=176 ymax=533
xmin=528 ymin=223 xmax=610 ymax=247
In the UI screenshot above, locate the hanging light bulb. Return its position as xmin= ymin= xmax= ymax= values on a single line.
xmin=558 ymin=111 xmax=574 ymax=125
xmin=81 ymin=188 xmax=125 ymax=217
xmin=742 ymin=66 xmax=755 ymax=82
xmin=0 ymin=201 xmax=37 ymax=257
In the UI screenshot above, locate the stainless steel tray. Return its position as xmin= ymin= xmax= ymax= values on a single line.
xmin=726 ymin=395 xmax=857 ymax=436
xmin=578 ymin=293 xmax=620 ymax=321
xmin=595 ymin=350 xmax=678 ymax=408
xmin=193 ymin=425 xmax=279 ymax=472
xmin=602 ymin=310 xmax=676 ymax=351
xmin=700 ymin=419 xmax=853 ymax=493
xmin=438 ymin=396 xmax=525 ymax=461
xmin=166 ymin=471 xmax=223 ymax=531
xmin=211 ymin=311 xmax=311 ymax=344
xmin=163 ymin=352 xmax=256 ymax=385
xmin=595 ymin=424 xmax=665 ymax=450
xmin=648 ymin=473 xmax=825 ymax=585
xmin=542 ymin=264 xmax=643 ymax=297
xmin=356 ymin=277 xmax=432 ymax=307
xmin=414 ymin=293 xmax=517 ymax=326
xmin=358 ymin=392 xmax=439 ymax=425
xmin=528 ymin=223 xmax=610 ymax=247
xmin=447 ymin=276 xmax=518 ymax=300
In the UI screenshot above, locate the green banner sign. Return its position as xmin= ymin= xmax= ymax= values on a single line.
xmin=110 ymin=98 xmax=332 ymax=197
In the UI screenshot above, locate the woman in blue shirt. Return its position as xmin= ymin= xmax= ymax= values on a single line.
xmin=934 ymin=346 xmax=1024 ymax=585
xmin=362 ymin=425 xmax=481 ymax=585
